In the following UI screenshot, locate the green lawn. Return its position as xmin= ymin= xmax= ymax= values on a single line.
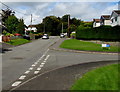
xmin=60 ymin=39 xmax=119 ymax=52
xmin=71 ymin=64 xmax=119 ymax=90
xmin=6 ymin=38 xmax=30 ymax=46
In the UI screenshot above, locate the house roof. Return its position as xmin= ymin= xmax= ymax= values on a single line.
xmin=101 ymin=15 xmax=110 ymax=20
xmin=28 ymin=25 xmax=37 ymax=28
xmin=113 ymin=10 xmax=120 ymax=15
xmin=93 ymin=19 xmax=100 ymax=22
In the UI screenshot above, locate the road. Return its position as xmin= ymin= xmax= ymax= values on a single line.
xmin=2 ymin=36 xmax=118 ymax=91
xmin=2 ymin=36 xmax=59 ymax=89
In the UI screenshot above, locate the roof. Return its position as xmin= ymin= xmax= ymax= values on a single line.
xmin=93 ymin=19 xmax=100 ymax=22
xmin=28 ymin=25 xmax=36 ymax=28
xmin=113 ymin=10 xmax=120 ymax=15
xmin=101 ymin=15 xmax=110 ymax=20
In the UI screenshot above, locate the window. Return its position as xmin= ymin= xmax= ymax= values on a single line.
xmin=115 ymin=17 xmax=117 ymax=21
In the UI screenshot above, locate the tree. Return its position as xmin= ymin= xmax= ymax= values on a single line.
xmin=61 ymin=14 xmax=70 ymax=22
xmin=42 ymin=16 xmax=60 ymax=35
xmin=16 ymin=19 xmax=25 ymax=35
xmin=5 ymin=15 xmax=19 ymax=34
xmin=1 ymin=9 xmax=15 ymax=24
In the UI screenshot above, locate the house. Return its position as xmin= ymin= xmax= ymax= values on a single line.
xmin=93 ymin=19 xmax=100 ymax=27
xmin=110 ymin=10 xmax=120 ymax=27
xmin=25 ymin=25 xmax=37 ymax=35
xmin=100 ymin=15 xmax=111 ymax=26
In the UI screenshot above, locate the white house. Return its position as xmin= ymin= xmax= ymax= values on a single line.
xmin=25 ymin=25 xmax=37 ymax=35
xmin=110 ymin=10 xmax=120 ymax=27
xmin=93 ymin=19 xmax=100 ymax=27
xmin=100 ymin=15 xmax=111 ymax=26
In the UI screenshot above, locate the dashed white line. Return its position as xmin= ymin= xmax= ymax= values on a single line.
xmin=39 ymin=64 xmax=44 ymax=67
xmin=43 ymin=60 xmax=46 ymax=63
xmin=29 ymin=67 xmax=33 ymax=70
xmin=24 ymin=71 xmax=30 ymax=74
xmin=37 ymin=68 xmax=41 ymax=71
xmin=12 ymin=81 xmax=22 ymax=87
xmin=19 ymin=75 xmax=26 ymax=80
xmin=34 ymin=71 xmax=39 ymax=74
xmin=32 ymin=64 xmax=36 ymax=67
xmin=41 ymin=62 xmax=45 ymax=65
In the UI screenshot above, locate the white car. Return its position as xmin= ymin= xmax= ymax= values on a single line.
xmin=42 ymin=34 xmax=49 ymax=39
xmin=60 ymin=33 xmax=65 ymax=38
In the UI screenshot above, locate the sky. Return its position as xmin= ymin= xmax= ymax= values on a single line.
xmin=1 ymin=0 xmax=119 ymax=26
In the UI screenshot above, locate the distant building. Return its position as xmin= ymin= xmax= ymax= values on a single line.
xmin=25 ymin=25 xmax=37 ymax=35
xmin=93 ymin=19 xmax=100 ymax=27
xmin=100 ymin=15 xmax=111 ymax=26
xmin=110 ymin=10 xmax=120 ymax=27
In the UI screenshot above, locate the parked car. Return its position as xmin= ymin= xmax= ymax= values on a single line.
xmin=60 ymin=33 xmax=65 ymax=38
xmin=42 ymin=34 xmax=49 ymax=39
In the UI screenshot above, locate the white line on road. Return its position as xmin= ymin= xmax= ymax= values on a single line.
xmin=12 ymin=81 xmax=22 ymax=87
xmin=31 ymin=64 xmax=36 ymax=67
xmin=37 ymin=68 xmax=41 ymax=71
xmin=44 ymin=55 xmax=50 ymax=61
xmin=24 ymin=71 xmax=30 ymax=74
xmin=39 ymin=64 xmax=44 ymax=68
xmin=34 ymin=71 xmax=39 ymax=74
xmin=43 ymin=60 xmax=46 ymax=63
xmin=19 ymin=75 xmax=26 ymax=80
xmin=41 ymin=62 xmax=45 ymax=65
xmin=29 ymin=67 xmax=33 ymax=70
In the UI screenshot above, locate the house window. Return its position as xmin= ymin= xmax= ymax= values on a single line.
xmin=115 ymin=17 xmax=117 ymax=22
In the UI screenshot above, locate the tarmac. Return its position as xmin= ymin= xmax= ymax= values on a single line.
xmin=2 ymin=38 xmax=119 ymax=91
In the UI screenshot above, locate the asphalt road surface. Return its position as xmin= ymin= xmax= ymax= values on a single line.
xmin=2 ymin=36 xmax=119 ymax=91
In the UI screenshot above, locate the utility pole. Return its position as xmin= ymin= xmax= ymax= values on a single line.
xmin=44 ymin=22 xmax=45 ymax=33
xmin=118 ymin=1 xmax=120 ymax=10
xmin=62 ymin=23 xmax=63 ymax=33
xmin=30 ymin=14 xmax=32 ymax=31
xmin=68 ymin=15 xmax=70 ymax=38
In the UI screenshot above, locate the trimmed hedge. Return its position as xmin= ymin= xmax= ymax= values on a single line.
xmin=76 ymin=25 xmax=120 ymax=41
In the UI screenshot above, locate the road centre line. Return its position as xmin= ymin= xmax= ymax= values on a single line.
xmin=24 ymin=71 xmax=30 ymax=74
xmin=34 ymin=71 xmax=39 ymax=74
xmin=19 ymin=75 xmax=26 ymax=80
xmin=12 ymin=81 xmax=22 ymax=87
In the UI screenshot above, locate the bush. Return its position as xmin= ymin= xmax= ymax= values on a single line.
xmin=76 ymin=25 xmax=120 ymax=41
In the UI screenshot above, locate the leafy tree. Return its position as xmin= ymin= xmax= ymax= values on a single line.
xmin=61 ymin=14 xmax=70 ymax=22
xmin=5 ymin=15 xmax=19 ymax=34
xmin=16 ymin=19 xmax=25 ymax=35
xmin=1 ymin=9 xmax=15 ymax=24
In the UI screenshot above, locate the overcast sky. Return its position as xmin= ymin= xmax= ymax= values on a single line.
xmin=1 ymin=0 xmax=119 ymax=25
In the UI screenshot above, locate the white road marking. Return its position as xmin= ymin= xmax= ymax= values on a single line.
xmin=41 ymin=62 xmax=45 ymax=65
xmin=32 ymin=64 xmax=36 ymax=67
xmin=34 ymin=62 xmax=38 ymax=65
xmin=29 ymin=67 xmax=33 ymax=70
xmin=39 ymin=64 xmax=44 ymax=67
xmin=44 ymin=55 xmax=50 ymax=61
xmin=43 ymin=60 xmax=46 ymax=63
xmin=37 ymin=68 xmax=41 ymax=71
xmin=12 ymin=81 xmax=22 ymax=87
xmin=25 ymin=71 xmax=30 ymax=74
xmin=34 ymin=71 xmax=39 ymax=74
xmin=19 ymin=75 xmax=26 ymax=80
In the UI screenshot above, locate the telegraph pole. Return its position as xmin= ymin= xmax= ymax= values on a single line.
xmin=118 ymin=1 xmax=120 ymax=10
xmin=30 ymin=14 xmax=32 ymax=30
xmin=62 ymin=23 xmax=63 ymax=33
xmin=68 ymin=15 xmax=70 ymax=38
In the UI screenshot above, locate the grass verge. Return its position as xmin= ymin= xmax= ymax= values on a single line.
xmin=60 ymin=39 xmax=119 ymax=52
xmin=71 ymin=64 xmax=119 ymax=90
xmin=6 ymin=38 xmax=30 ymax=46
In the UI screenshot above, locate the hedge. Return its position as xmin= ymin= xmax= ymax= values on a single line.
xmin=76 ymin=25 xmax=120 ymax=41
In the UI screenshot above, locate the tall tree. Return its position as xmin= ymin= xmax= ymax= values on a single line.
xmin=5 ymin=15 xmax=19 ymax=34
xmin=16 ymin=19 xmax=25 ymax=35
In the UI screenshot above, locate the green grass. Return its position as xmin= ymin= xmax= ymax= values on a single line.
xmin=60 ymin=39 xmax=119 ymax=52
xmin=6 ymin=38 xmax=30 ymax=46
xmin=71 ymin=64 xmax=119 ymax=90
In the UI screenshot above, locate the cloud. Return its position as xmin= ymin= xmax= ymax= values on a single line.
xmin=1 ymin=2 xmax=118 ymax=25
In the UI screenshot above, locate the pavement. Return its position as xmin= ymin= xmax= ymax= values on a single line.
xmin=2 ymin=38 xmax=119 ymax=91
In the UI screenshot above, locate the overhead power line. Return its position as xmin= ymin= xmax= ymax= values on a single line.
xmin=0 ymin=1 xmax=29 ymax=16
